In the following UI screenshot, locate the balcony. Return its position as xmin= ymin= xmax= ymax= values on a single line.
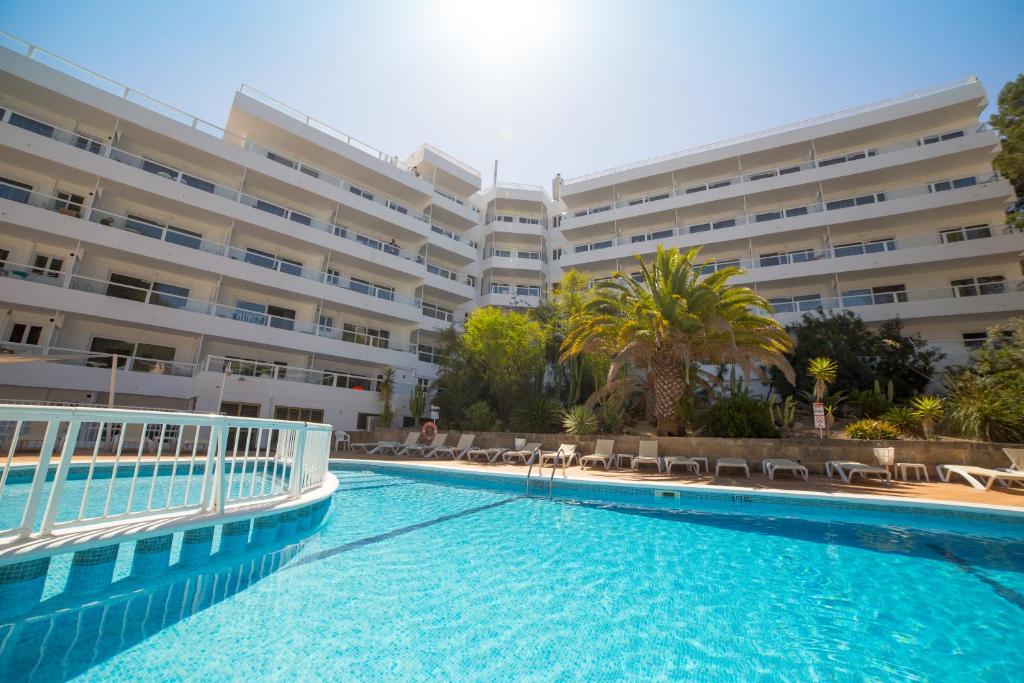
xmin=561 ymin=172 xmax=1007 ymax=267
xmin=770 ymin=279 xmax=1024 ymax=325
xmin=483 ymin=248 xmax=545 ymax=272
xmin=561 ymin=123 xmax=992 ymax=231
xmin=0 ymin=181 xmax=434 ymax=312
xmin=0 ymin=264 xmax=421 ymax=361
xmin=484 ymin=215 xmax=546 ymax=237
xmin=479 ymin=289 xmax=542 ymax=309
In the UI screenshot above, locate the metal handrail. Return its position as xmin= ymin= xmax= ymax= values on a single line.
xmin=563 ymin=77 xmax=979 ymax=183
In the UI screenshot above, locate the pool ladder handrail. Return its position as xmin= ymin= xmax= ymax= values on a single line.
xmin=525 ymin=447 xmax=540 ymax=494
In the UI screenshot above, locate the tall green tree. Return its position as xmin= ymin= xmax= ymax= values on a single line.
xmin=991 ymin=74 xmax=1024 ymax=197
xmin=461 ymin=307 xmax=547 ymax=423
xmin=562 ymin=246 xmax=794 ymax=435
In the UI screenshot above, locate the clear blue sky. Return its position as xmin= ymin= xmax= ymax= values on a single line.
xmin=2 ymin=0 xmax=1022 ymax=187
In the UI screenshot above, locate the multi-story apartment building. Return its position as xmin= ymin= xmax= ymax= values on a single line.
xmin=0 ymin=34 xmax=1020 ymax=432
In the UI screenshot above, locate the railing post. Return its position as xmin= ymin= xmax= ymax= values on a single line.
xmin=290 ymin=427 xmax=307 ymax=497
xmin=17 ymin=419 xmax=61 ymax=539
xmin=39 ymin=418 xmax=82 ymax=534
xmin=201 ymin=424 xmax=227 ymax=513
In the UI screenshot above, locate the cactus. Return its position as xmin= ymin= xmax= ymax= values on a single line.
xmin=873 ymin=379 xmax=894 ymax=403
xmin=771 ymin=395 xmax=797 ymax=430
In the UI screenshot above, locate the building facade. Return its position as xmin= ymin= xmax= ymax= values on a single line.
xmin=0 ymin=35 xmax=1020 ymax=431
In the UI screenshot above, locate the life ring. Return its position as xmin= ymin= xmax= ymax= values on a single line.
xmin=421 ymin=421 xmax=437 ymax=441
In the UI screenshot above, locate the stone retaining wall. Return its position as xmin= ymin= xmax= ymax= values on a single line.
xmin=363 ymin=427 xmax=1019 ymax=473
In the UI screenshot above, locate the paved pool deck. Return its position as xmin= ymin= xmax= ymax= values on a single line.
xmin=331 ymin=452 xmax=1024 ymax=510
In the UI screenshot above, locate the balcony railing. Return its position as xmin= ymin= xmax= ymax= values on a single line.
xmin=0 ymin=342 xmax=197 ymax=377
xmin=487 ymin=248 xmax=546 ymax=263
xmin=564 ymin=124 xmax=987 ymax=220
xmin=203 ymin=355 xmax=424 ymax=392
xmin=567 ymin=173 xmax=1002 ymax=255
xmin=433 ymin=186 xmax=479 ymax=212
xmin=486 ymin=215 xmax=546 ymax=230
xmin=0 ymin=263 xmax=419 ymax=354
xmin=422 ymin=143 xmax=482 ymax=178
xmin=430 ymin=223 xmax=478 ymax=248
xmin=563 ymin=77 xmax=979 ymax=183
xmin=767 ymin=280 xmax=1023 ymax=316
xmin=0 ymin=182 xmax=431 ymax=310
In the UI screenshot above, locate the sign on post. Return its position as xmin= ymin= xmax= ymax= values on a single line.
xmin=430 ymin=404 xmax=440 ymax=421
xmin=813 ymin=402 xmax=826 ymax=431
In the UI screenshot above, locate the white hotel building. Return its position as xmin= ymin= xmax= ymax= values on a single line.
xmin=0 ymin=34 xmax=1020 ymax=432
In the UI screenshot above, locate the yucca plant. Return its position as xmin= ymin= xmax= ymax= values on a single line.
xmin=882 ymin=406 xmax=918 ymax=433
xmin=562 ymin=404 xmax=599 ymax=435
xmin=378 ymin=367 xmax=396 ymax=428
xmin=910 ymin=395 xmax=944 ymax=440
xmin=845 ymin=419 xmax=901 ymax=440
xmin=808 ymin=357 xmax=838 ymax=402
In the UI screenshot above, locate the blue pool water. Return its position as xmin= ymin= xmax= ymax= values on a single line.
xmin=3 ymin=465 xmax=1024 ymax=681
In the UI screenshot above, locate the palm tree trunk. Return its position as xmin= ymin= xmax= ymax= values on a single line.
xmin=653 ymin=356 xmax=686 ymax=436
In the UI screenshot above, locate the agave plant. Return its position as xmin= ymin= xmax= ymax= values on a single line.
xmin=881 ymin=406 xmax=918 ymax=433
xmin=910 ymin=395 xmax=944 ymax=440
xmin=808 ymin=357 xmax=838 ymax=402
xmin=562 ymin=404 xmax=599 ymax=435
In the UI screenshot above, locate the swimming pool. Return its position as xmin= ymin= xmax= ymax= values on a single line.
xmin=3 ymin=463 xmax=1024 ymax=681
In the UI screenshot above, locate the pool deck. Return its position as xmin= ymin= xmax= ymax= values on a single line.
xmin=331 ymin=452 xmax=1024 ymax=511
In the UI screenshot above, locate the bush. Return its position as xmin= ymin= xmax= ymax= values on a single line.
xmin=510 ymin=396 xmax=563 ymax=433
xmin=562 ymin=404 xmax=599 ymax=435
xmin=845 ymin=419 xmax=901 ymax=440
xmin=462 ymin=400 xmax=499 ymax=431
xmin=882 ymin=406 xmax=918 ymax=433
xmin=851 ymin=389 xmax=894 ymax=418
xmin=702 ymin=393 xmax=779 ymax=438
xmin=942 ymin=370 xmax=1023 ymax=442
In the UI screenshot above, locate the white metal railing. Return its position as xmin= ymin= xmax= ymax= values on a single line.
xmin=422 ymin=143 xmax=482 ymax=178
xmin=433 ymin=186 xmax=480 ymax=212
xmin=766 ymin=279 xmax=1024 ymax=316
xmin=496 ymin=181 xmax=545 ymax=192
xmin=0 ymin=405 xmax=332 ymax=541
xmin=564 ymin=124 xmax=987 ymax=218
xmin=239 ymin=84 xmax=411 ymax=170
xmin=566 ymin=173 xmax=1002 ymax=254
xmin=563 ymin=77 xmax=979 ymax=183
xmin=0 ymin=342 xmax=196 ymax=377
xmin=0 ymin=31 xmax=247 ymax=146
xmin=430 ymin=223 xmax=478 ymax=248
xmin=202 ymin=355 xmax=420 ymax=393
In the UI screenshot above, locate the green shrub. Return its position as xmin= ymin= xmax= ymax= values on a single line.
xmin=462 ymin=400 xmax=499 ymax=431
xmin=882 ymin=406 xmax=918 ymax=432
xmin=845 ymin=419 xmax=901 ymax=440
xmin=703 ymin=393 xmax=779 ymax=438
xmin=510 ymin=397 xmax=562 ymax=433
xmin=852 ymin=389 xmax=894 ymax=418
xmin=598 ymin=389 xmax=626 ymax=434
xmin=562 ymin=404 xmax=599 ymax=435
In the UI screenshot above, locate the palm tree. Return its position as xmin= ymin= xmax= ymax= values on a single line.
xmin=561 ymin=246 xmax=794 ymax=435
xmin=808 ymin=357 xmax=838 ymax=402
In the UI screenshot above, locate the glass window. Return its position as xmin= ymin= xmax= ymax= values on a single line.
xmin=141 ymin=159 xmax=178 ymax=180
xmin=8 ymin=323 xmax=42 ymax=345
xmin=274 ymin=406 xmax=324 ymax=423
xmin=106 ymin=273 xmax=150 ymax=302
xmin=785 ymin=206 xmax=808 ymax=217
xmin=768 ymin=297 xmax=795 ymax=313
xmin=278 ymin=257 xmax=303 ymax=277
xmin=267 ymin=305 xmax=296 ymax=330
xmin=255 ymin=200 xmax=286 ymax=217
xmin=871 ymin=284 xmax=907 ymax=304
xmin=32 ymin=255 xmax=64 ymax=278
xmin=794 ymin=294 xmax=822 ymax=311
xmin=842 ymin=289 xmax=872 ymax=307
xmin=759 ymin=253 xmax=782 ymax=268
xmin=0 ymin=176 xmax=32 ymax=203
xmin=233 ymin=300 xmax=267 ymax=325
xmin=755 ymin=211 xmax=781 ymax=223
xmin=833 ymin=242 xmax=864 ymax=258
xmin=962 ymin=332 xmax=987 ymax=350
xmin=951 ymin=278 xmax=978 ymax=297
xmin=244 ymin=248 xmax=277 ymax=270
xmin=978 ymin=276 xmax=1006 ymax=295
xmin=132 ymin=343 xmax=176 ymax=373
xmin=181 ymin=174 xmax=215 ymax=193
xmin=864 ymin=238 xmax=895 ymax=254
xmin=88 ymin=337 xmax=133 ymax=368
xmin=125 ymin=214 xmax=165 ymax=240
xmin=54 ymin=192 xmax=85 ymax=217
xmin=9 ymin=112 xmax=54 ymax=138
xmin=150 ymin=282 xmax=190 ymax=309
xmin=165 ymin=226 xmax=203 ymax=249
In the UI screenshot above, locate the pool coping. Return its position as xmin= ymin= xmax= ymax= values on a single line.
xmin=333 ymin=459 xmax=1024 ymax=521
xmin=0 ymin=473 xmax=339 ymax=565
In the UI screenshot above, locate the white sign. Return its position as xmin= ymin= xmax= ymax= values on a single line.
xmin=430 ymin=405 xmax=440 ymax=421
xmin=813 ymin=402 xmax=826 ymax=430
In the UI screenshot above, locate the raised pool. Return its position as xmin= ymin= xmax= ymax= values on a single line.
xmin=3 ymin=463 xmax=1024 ymax=681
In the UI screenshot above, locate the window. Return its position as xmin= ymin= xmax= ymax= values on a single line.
xmin=8 ymin=323 xmax=42 ymax=345
xmin=552 ymin=248 xmax=562 ymax=261
xmin=74 ymin=134 xmax=102 ymax=155
xmin=9 ymin=112 xmax=55 ymax=138
xmin=266 ymin=151 xmax=297 ymax=169
xmin=318 ymin=314 xmax=335 ymax=333
xmin=326 ymin=372 xmax=372 ymax=391
xmin=274 ymin=406 xmax=324 ymax=423
xmin=515 ymin=285 xmax=540 ymax=297
xmin=255 ymin=199 xmax=286 ymax=217
xmin=422 ymin=302 xmax=454 ymax=322
xmin=0 ymin=176 xmax=32 ymax=203
xmin=106 ymin=273 xmax=189 ymax=308
xmin=125 ymin=214 xmax=165 ymax=240
xmin=951 ymin=276 xmax=1006 ymax=297
xmin=962 ymin=332 xmax=987 ymax=350
xmin=834 ymin=238 xmax=894 ymax=258
xmin=940 ymin=224 xmax=992 ymax=243
xmin=0 ymin=248 xmax=9 ymax=269
xmin=843 ymin=285 xmax=906 ymax=307
xmin=267 ymin=305 xmax=296 ymax=331
xmin=419 ymin=343 xmax=442 ymax=364
xmin=141 ymin=159 xmax=178 ymax=180
xmin=794 ymin=294 xmax=823 ymax=311
xmin=165 ymin=225 xmax=203 ymax=250
xmin=32 ymin=255 xmax=64 ymax=278
xmin=326 ymin=268 xmax=341 ymax=285
xmin=490 ymin=283 xmax=510 ymax=294
xmin=234 ymin=300 xmax=268 ymax=325
xmin=219 ymin=402 xmax=260 ymax=418
xmin=181 ymin=174 xmax=215 ymax=193
xmin=349 ymin=185 xmax=374 ymax=201
xmin=342 ymin=323 xmax=390 ymax=348
xmin=54 ymin=191 xmax=85 ymax=217
xmin=278 ymin=257 xmax=303 ymax=277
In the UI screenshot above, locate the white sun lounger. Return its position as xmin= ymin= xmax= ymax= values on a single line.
xmin=715 ymin=458 xmax=750 ymax=477
xmin=936 ymin=464 xmax=1024 ymax=491
xmin=539 ymin=444 xmax=579 ymax=469
xmin=428 ymin=434 xmax=475 ymax=459
xmin=465 ymin=446 xmax=509 ymax=463
xmin=763 ymin=458 xmax=808 ymax=481
xmin=377 ymin=433 xmax=420 ymax=455
xmin=632 ymin=441 xmax=662 ymax=473
xmin=580 ymin=439 xmax=620 ymax=470
xmin=664 ymin=453 xmax=700 ymax=475
xmin=825 ymin=460 xmax=864 ymax=479
xmin=504 ymin=441 xmax=542 ymax=464
xmin=832 ymin=462 xmax=891 ymax=484
xmin=400 ymin=433 xmax=448 ymax=457
xmin=350 ymin=432 xmax=416 ymax=455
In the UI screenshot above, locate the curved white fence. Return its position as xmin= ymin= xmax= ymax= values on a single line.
xmin=0 ymin=405 xmax=332 ymax=542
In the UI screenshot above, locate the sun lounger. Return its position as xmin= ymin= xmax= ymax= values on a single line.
xmin=428 ymin=434 xmax=475 ymax=459
xmin=664 ymin=454 xmax=700 ymax=475
xmin=833 ymin=462 xmax=891 ymax=484
xmin=539 ymin=444 xmax=579 ymax=469
xmin=936 ymin=464 xmax=1024 ymax=491
xmin=465 ymin=447 xmax=508 ymax=463
xmin=825 ymin=460 xmax=863 ymax=478
xmin=400 ymin=433 xmax=448 ymax=457
xmin=762 ymin=458 xmax=808 ymax=481
xmin=632 ymin=441 xmax=662 ymax=473
xmin=350 ymin=432 xmax=417 ymax=455
xmin=377 ymin=433 xmax=420 ymax=455
xmin=715 ymin=458 xmax=750 ymax=477
xmin=580 ymin=439 xmax=620 ymax=470
xmin=504 ymin=441 xmax=542 ymax=464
